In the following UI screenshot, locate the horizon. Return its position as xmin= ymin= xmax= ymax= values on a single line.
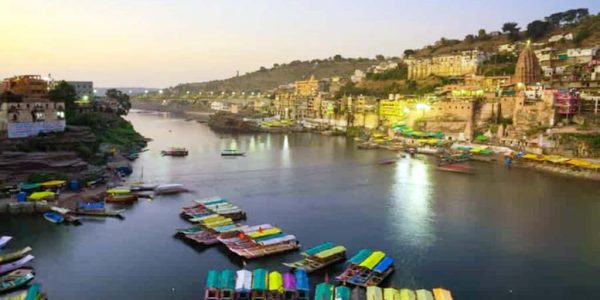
xmin=1 ymin=0 xmax=598 ymax=88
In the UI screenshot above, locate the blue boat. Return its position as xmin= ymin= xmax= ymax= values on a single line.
xmin=295 ymin=269 xmax=309 ymax=300
xmin=79 ymin=202 xmax=105 ymax=210
xmin=43 ymin=212 xmax=64 ymax=224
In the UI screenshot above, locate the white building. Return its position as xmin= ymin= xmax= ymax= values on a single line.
xmin=498 ymin=44 xmax=516 ymax=53
xmin=210 ymin=101 xmax=225 ymax=111
xmin=350 ymin=70 xmax=366 ymax=83
xmin=66 ymin=81 xmax=94 ymax=100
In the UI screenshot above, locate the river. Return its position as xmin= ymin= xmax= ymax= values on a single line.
xmin=2 ymin=111 xmax=600 ymax=299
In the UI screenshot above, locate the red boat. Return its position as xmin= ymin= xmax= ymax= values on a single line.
xmin=436 ymin=163 xmax=474 ymax=174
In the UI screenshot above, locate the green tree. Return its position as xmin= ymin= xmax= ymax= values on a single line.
xmin=403 ymin=49 xmax=416 ymax=57
xmin=105 ymin=89 xmax=131 ymax=116
xmin=573 ymin=27 xmax=591 ymax=46
xmin=49 ymin=81 xmax=77 ymax=122
xmin=502 ymin=22 xmax=520 ymax=41
xmin=477 ymin=29 xmax=488 ymax=40
xmin=333 ymin=54 xmax=343 ymax=62
xmin=526 ymin=20 xmax=550 ymax=39
xmin=464 ymin=34 xmax=476 ymax=43
xmin=375 ymin=54 xmax=385 ymax=61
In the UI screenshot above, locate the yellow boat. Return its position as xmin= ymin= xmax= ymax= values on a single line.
xmin=383 ymin=288 xmax=400 ymax=300
xmin=432 ymin=288 xmax=452 ymax=300
xmin=267 ymin=271 xmax=283 ymax=300
xmin=27 ymin=191 xmax=56 ymax=201
xmin=40 ymin=180 xmax=66 ymax=187
xmin=366 ymin=287 xmax=383 ymax=300
xmin=358 ymin=251 xmax=385 ymax=270
xmin=398 ymin=289 xmax=415 ymax=300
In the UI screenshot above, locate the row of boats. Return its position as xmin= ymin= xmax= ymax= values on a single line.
xmin=161 ymin=147 xmax=246 ymax=157
xmin=0 ymin=236 xmax=46 ymax=299
xmin=203 ymin=268 xmax=453 ymax=300
xmin=106 ymin=183 xmax=188 ymax=203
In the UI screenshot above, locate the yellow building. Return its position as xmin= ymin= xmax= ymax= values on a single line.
xmin=406 ymin=50 xmax=487 ymax=79
xmin=294 ymin=75 xmax=321 ymax=96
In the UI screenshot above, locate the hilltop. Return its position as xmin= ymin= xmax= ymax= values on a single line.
xmin=167 ymin=57 xmax=380 ymax=94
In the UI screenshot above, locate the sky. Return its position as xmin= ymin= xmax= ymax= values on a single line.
xmin=0 ymin=0 xmax=598 ymax=88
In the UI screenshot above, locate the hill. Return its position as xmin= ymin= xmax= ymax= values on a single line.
xmin=167 ymin=57 xmax=379 ymax=94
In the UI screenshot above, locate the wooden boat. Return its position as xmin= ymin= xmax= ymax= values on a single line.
xmin=436 ymin=164 xmax=474 ymax=174
xmin=251 ymin=269 xmax=268 ymax=300
xmin=221 ymin=149 xmax=245 ymax=157
xmin=0 ymin=268 xmax=35 ymax=294
xmin=378 ymin=159 xmax=397 ymax=165
xmin=383 ymin=288 xmax=399 ymax=300
xmin=283 ymin=272 xmax=297 ymax=300
xmin=71 ymin=208 xmax=124 ymax=218
xmin=79 ymin=202 xmax=105 ymax=211
xmin=366 ymin=287 xmax=382 ymax=300
xmin=283 ymin=242 xmax=346 ymax=273
xmin=235 ymin=270 xmax=252 ymax=300
xmin=0 ymin=247 xmax=32 ymax=264
xmin=340 ymin=251 xmax=394 ymax=288
xmin=414 ymin=289 xmax=434 ymax=300
xmin=161 ymin=147 xmax=188 ymax=157
xmin=220 ymin=269 xmax=236 ymax=300
xmin=364 ymin=257 xmax=394 ymax=287
xmin=295 ymin=270 xmax=309 ymax=300
xmin=204 ymin=270 xmax=220 ymax=300
xmin=0 ymin=255 xmax=34 ymax=274
xmin=154 ymin=184 xmax=188 ymax=195
xmin=351 ymin=287 xmax=366 ymax=300
xmin=336 ymin=249 xmax=373 ymax=283
xmin=106 ymin=189 xmax=138 ymax=203
xmin=218 ymin=225 xmax=300 ymax=259
xmin=193 ymin=198 xmax=247 ymax=220
xmin=314 ymin=283 xmax=333 ymax=300
xmin=431 ymin=288 xmax=452 ymax=300
xmin=335 ymin=286 xmax=351 ymax=300
xmin=398 ymin=289 xmax=416 ymax=300
xmin=42 ymin=211 xmax=64 ymax=224
xmin=184 ymin=230 xmax=220 ymax=246
xmin=0 ymin=236 xmax=12 ymax=249
xmin=267 ymin=271 xmax=283 ymax=300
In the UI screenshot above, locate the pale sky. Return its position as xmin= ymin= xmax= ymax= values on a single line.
xmin=0 ymin=0 xmax=598 ymax=88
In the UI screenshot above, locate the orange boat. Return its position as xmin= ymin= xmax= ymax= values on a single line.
xmin=106 ymin=190 xmax=138 ymax=203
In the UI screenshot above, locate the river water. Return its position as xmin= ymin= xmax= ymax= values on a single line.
xmin=2 ymin=111 xmax=600 ymax=299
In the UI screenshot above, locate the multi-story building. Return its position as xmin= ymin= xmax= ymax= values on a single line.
xmin=0 ymin=75 xmax=66 ymax=138
xmin=406 ymin=50 xmax=487 ymax=79
xmin=294 ymin=75 xmax=326 ymax=96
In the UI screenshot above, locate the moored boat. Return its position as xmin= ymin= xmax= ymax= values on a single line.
xmin=398 ymin=289 xmax=416 ymax=300
xmin=335 ymin=286 xmax=351 ymax=300
xmin=235 ymin=270 xmax=253 ymax=300
xmin=155 ymin=184 xmax=188 ymax=195
xmin=42 ymin=211 xmax=64 ymax=224
xmin=366 ymin=287 xmax=382 ymax=300
xmin=295 ymin=269 xmax=309 ymax=300
xmin=283 ymin=242 xmax=346 ymax=273
xmin=351 ymin=287 xmax=366 ymax=300
xmin=220 ymin=269 xmax=236 ymax=300
xmin=221 ymin=149 xmax=245 ymax=157
xmin=431 ymin=288 xmax=452 ymax=300
xmin=314 ymin=282 xmax=333 ymax=300
xmin=414 ymin=289 xmax=434 ymax=300
xmin=436 ymin=164 xmax=474 ymax=174
xmin=267 ymin=271 xmax=283 ymax=300
xmin=383 ymin=288 xmax=399 ymax=300
xmin=161 ymin=147 xmax=188 ymax=157
xmin=0 ymin=247 xmax=32 ymax=264
xmin=106 ymin=188 xmax=138 ymax=203
xmin=338 ymin=250 xmax=394 ymax=287
xmin=204 ymin=270 xmax=220 ymax=300
xmin=251 ymin=269 xmax=268 ymax=300
xmin=0 ymin=268 xmax=35 ymax=294
xmin=0 ymin=255 xmax=34 ymax=274
xmin=0 ymin=236 xmax=12 ymax=249
xmin=283 ymin=273 xmax=297 ymax=300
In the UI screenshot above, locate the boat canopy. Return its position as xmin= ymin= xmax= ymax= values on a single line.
xmin=283 ymin=273 xmax=296 ymax=291
xmin=235 ymin=270 xmax=252 ymax=292
xmin=268 ymin=271 xmax=283 ymax=292
xmin=258 ymin=234 xmax=296 ymax=246
xmin=206 ymin=270 xmax=220 ymax=289
xmin=219 ymin=269 xmax=235 ymax=290
xmin=40 ymin=180 xmax=66 ymax=187
xmin=348 ymin=249 xmax=372 ymax=265
xmin=373 ymin=256 xmax=394 ymax=273
xmin=201 ymin=198 xmax=227 ymax=205
xmin=254 ymin=232 xmax=286 ymax=243
xmin=303 ymin=242 xmax=334 ymax=256
xmin=79 ymin=203 xmax=104 ymax=210
xmin=19 ymin=183 xmax=40 ymax=190
xmin=213 ymin=224 xmax=238 ymax=233
xmin=106 ymin=188 xmax=131 ymax=195
xmin=248 ymin=227 xmax=281 ymax=239
xmin=242 ymin=224 xmax=273 ymax=233
xmin=252 ymin=269 xmax=268 ymax=291
xmin=294 ymin=269 xmax=309 ymax=291
xmin=314 ymin=246 xmax=346 ymax=259
xmin=432 ymin=288 xmax=452 ymax=300
xmin=335 ymin=286 xmax=351 ymax=300
xmin=27 ymin=191 xmax=55 ymax=201
xmin=384 ymin=288 xmax=400 ymax=300
xmin=414 ymin=289 xmax=434 ymax=300
xmin=399 ymin=289 xmax=416 ymax=300
xmin=315 ymin=283 xmax=333 ymax=300
xmin=359 ymin=251 xmax=386 ymax=270
xmin=366 ymin=287 xmax=383 ymax=300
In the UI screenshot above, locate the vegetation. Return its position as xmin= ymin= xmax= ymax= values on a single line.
xmin=69 ymin=112 xmax=145 ymax=149
xmin=49 ymin=81 xmax=77 ymax=123
xmin=365 ymin=64 xmax=408 ymax=81
xmin=502 ymin=22 xmax=520 ymax=41
xmin=105 ymin=89 xmax=132 ymax=116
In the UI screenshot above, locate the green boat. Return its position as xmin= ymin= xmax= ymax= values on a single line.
xmin=252 ymin=269 xmax=268 ymax=300
xmin=0 ymin=268 xmax=35 ymax=294
xmin=335 ymin=286 xmax=351 ymax=300
xmin=314 ymin=283 xmax=333 ymax=300
xmin=205 ymin=270 xmax=220 ymax=300
xmin=0 ymin=247 xmax=32 ymax=264
xmin=220 ymin=269 xmax=236 ymax=300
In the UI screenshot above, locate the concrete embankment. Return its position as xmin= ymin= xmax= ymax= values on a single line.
xmin=0 ymin=199 xmax=51 ymax=214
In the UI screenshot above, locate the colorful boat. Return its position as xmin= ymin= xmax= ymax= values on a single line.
xmin=314 ymin=283 xmax=333 ymax=300
xmin=338 ymin=250 xmax=394 ymax=287
xmin=414 ymin=290 xmax=433 ymax=300
xmin=295 ymin=269 xmax=309 ymax=300
xmin=283 ymin=273 xmax=297 ymax=300
xmin=0 ymin=236 xmax=12 ymax=249
xmin=267 ymin=271 xmax=283 ymax=300
xmin=364 ymin=256 xmax=394 ymax=286
xmin=336 ymin=249 xmax=372 ymax=282
xmin=251 ymin=269 xmax=268 ymax=300
xmin=366 ymin=287 xmax=382 ymax=300
xmin=42 ymin=211 xmax=64 ymax=224
xmin=398 ymin=289 xmax=415 ymax=300
xmin=27 ymin=191 xmax=55 ymax=201
xmin=235 ymin=270 xmax=253 ymax=300
xmin=0 ymin=247 xmax=32 ymax=264
xmin=0 ymin=268 xmax=35 ymax=294
xmin=106 ymin=189 xmax=138 ymax=203
xmin=0 ymin=255 xmax=34 ymax=275
xmin=283 ymin=242 xmax=346 ymax=273
xmin=217 ymin=225 xmax=300 ymax=259
xmin=431 ymin=288 xmax=452 ymax=300
xmin=351 ymin=287 xmax=366 ymax=300
xmin=161 ymin=147 xmax=189 ymax=157
xmin=335 ymin=286 xmax=351 ymax=300
xmin=204 ymin=270 xmax=220 ymax=300
xmin=220 ymin=269 xmax=236 ymax=300
xmin=190 ymin=197 xmax=247 ymax=220
xmin=383 ymin=288 xmax=400 ymax=300
xmin=79 ymin=202 xmax=105 ymax=211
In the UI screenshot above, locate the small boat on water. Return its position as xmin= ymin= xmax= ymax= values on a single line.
xmin=314 ymin=282 xmax=333 ymax=300
xmin=42 ymin=211 xmax=64 ymax=224
xmin=0 ymin=255 xmax=34 ymax=274
xmin=0 ymin=268 xmax=35 ymax=294
xmin=161 ymin=147 xmax=188 ymax=157
xmin=154 ymin=183 xmax=188 ymax=195
xmin=351 ymin=287 xmax=366 ymax=300
xmin=251 ymin=269 xmax=268 ymax=300
xmin=436 ymin=163 xmax=474 ymax=174
xmin=432 ymin=288 xmax=453 ymax=300
xmin=267 ymin=271 xmax=283 ymax=300
xmin=235 ymin=270 xmax=252 ymax=300
xmin=106 ymin=188 xmax=138 ymax=203
xmin=283 ymin=242 xmax=346 ymax=273
xmin=399 ymin=289 xmax=416 ymax=300
xmin=0 ymin=247 xmax=32 ymax=264
xmin=0 ymin=236 xmax=12 ymax=249
xmin=335 ymin=286 xmax=351 ymax=300
xmin=220 ymin=270 xmax=236 ymax=300
xmin=283 ymin=273 xmax=297 ymax=300
xmin=378 ymin=158 xmax=397 ymax=165
xmin=205 ymin=270 xmax=220 ymax=300
xmin=221 ymin=149 xmax=245 ymax=157
xmin=366 ymin=287 xmax=382 ymax=300
xmin=336 ymin=250 xmax=394 ymax=287
xmin=295 ymin=270 xmax=309 ymax=300
xmin=415 ymin=289 xmax=434 ymax=300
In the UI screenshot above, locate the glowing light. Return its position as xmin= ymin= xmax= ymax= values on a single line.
xmin=416 ymin=103 xmax=430 ymax=110
xmin=159 ymin=89 xmax=163 ymax=94
xmin=403 ymin=108 xmax=410 ymax=113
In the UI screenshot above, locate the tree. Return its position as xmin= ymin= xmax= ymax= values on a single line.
xmin=573 ymin=27 xmax=591 ymax=46
xmin=527 ymin=20 xmax=550 ymax=39
xmin=477 ymin=29 xmax=488 ymax=40
xmin=375 ymin=54 xmax=385 ymax=61
xmin=259 ymin=66 xmax=267 ymax=71
xmin=106 ymin=89 xmax=131 ymax=116
xmin=333 ymin=54 xmax=343 ymax=62
xmin=464 ymin=34 xmax=476 ymax=43
xmin=49 ymin=81 xmax=77 ymax=121
xmin=403 ymin=49 xmax=415 ymax=57
xmin=273 ymin=63 xmax=279 ymax=68
xmin=502 ymin=22 xmax=520 ymax=41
